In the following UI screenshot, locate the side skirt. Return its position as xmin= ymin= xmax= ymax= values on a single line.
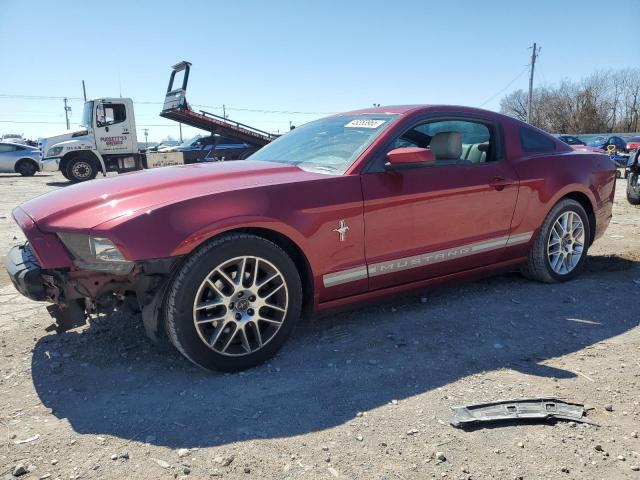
xmin=315 ymin=257 xmax=527 ymax=313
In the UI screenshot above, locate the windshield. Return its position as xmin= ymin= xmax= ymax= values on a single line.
xmin=81 ymin=101 xmax=94 ymax=128
xmin=587 ymin=137 xmax=606 ymax=146
xmin=180 ymin=135 xmax=203 ymax=148
xmin=249 ymin=114 xmax=398 ymax=174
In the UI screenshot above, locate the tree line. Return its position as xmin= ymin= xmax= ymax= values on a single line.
xmin=500 ymin=68 xmax=640 ymax=134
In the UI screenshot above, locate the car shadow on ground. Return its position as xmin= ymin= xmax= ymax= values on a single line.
xmin=0 ymin=173 xmax=56 ymax=179
xmin=31 ymin=254 xmax=640 ymax=449
xmin=45 ymin=180 xmax=72 ymax=187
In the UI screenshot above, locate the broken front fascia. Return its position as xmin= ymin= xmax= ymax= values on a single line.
xmin=450 ymin=398 xmax=594 ymax=427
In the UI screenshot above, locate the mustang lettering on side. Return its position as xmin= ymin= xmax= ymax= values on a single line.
xmin=4 ymin=105 xmax=616 ymax=371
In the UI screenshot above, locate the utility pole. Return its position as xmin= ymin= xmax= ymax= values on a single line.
xmin=82 ymin=80 xmax=87 ymax=102
xmin=63 ymin=98 xmax=71 ymax=130
xmin=179 ymin=122 xmax=183 ymax=142
xmin=223 ymin=104 xmax=227 ymax=119
xmin=527 ymin=43 xmax=540 ymax=124
xmin=143 ymin=128 xmax=149 ymax=148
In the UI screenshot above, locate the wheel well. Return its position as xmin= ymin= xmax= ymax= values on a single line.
xmin=562 ymin=191 xmax=596 ymax=245
xmin=60 ymin=151 xmax=100 ymax=173
xmin=14 ymin=157 xmax=38 ymax=172
xmin=212 ymin=227 xmax=314 ymax=316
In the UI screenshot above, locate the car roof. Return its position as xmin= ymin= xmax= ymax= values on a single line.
xmin=0 ymin=142 xmax=36 ymax=149
xmin=340 ymin=104 xmax=505 ymax=117
xmin=336 ymin=105 xmax=524 ymax=128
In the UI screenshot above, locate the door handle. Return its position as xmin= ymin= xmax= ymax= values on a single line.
xmin=489 ymin=176 xmax=515 ymax=191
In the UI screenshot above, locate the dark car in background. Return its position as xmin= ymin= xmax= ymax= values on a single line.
xmin=166 ymin=134 xmax=257 ymax=162
xmin=588 ymin=136 xmax=629 ymax=153
xmin=557 ymin=135 xmax=586 ymax=146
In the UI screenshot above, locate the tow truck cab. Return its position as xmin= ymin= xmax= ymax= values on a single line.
xmin=39 ymin=98 xmax=143 ymax=182
xmin=37 ymin=61 xmax=277 ymax=183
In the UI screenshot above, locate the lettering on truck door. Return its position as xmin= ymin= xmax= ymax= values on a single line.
xmin=95 ymin=102 xmax=134 ymax=154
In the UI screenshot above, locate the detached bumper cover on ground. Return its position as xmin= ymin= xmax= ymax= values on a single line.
xmin=450 ymin=398 xmax=592 ymax=427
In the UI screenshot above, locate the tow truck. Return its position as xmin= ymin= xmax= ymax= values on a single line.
xmin=39 ymin=61 xmax=276 ymax=183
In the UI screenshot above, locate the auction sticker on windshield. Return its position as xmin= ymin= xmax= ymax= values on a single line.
xmin=345 ymin=119 xmax=388 ymax=128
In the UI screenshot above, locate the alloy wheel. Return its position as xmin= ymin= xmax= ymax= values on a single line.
xmin=192 ymin=256 xmax=288 ymax=356
xmin=547 ymin=211 xmax=585 ymax=275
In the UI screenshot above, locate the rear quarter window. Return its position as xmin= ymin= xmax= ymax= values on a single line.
xmin=519 ymin=127 xmax=556 ymax=153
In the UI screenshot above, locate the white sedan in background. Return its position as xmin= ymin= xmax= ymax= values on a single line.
xmin=0 ymin=142 xmax=52 ymax=176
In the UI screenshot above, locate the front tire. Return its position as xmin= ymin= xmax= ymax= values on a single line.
xmin=15 ymin=159 xmax=38 ymax=176
xmin=627 ymin=171 xmax=640 ymax=205
xmin=66 ymin=156 xmax=97 ymax=183
xmin=165 ymin=233 xmax=302 ymax=371
xmin=522 ymin=199 xmax=590 ymax=283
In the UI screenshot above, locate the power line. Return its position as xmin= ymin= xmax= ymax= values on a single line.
xmin=0 ymin=120 xmax=208 ymax=127
xmin=477 ymin=66 xmax=529 ymax=108
xmin=0 ymin=94 xmax=334 ymax=115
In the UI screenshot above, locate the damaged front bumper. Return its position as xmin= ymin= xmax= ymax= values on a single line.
xmin=4 ymin=244 xmax=48 ymax=301
xmin=4 ymin=242 xmax=179 ymax=340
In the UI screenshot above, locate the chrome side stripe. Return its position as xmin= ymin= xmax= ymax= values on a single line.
xmin=322 ymin=231 xmax=534 ymax=287
xmin=322 ymin=265 xmax=368 ymax=287
xmin=368 ymin=235 xmax=510 ymax=277
xmin=506 ymin=231 xmax=534 ymax=246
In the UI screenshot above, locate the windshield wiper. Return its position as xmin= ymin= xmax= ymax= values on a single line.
xmin=297 ymin=163 xmax=340 ymax=174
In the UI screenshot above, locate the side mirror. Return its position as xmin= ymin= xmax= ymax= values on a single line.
xmin=386 ymin=147 xmax=435 ymax=169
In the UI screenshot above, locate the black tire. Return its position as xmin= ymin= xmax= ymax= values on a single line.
xmin=66 ymin=155 xmax=97 ymax=183
xmin=165 ymin=233 xmax=302 ymax=371
xmin=627 ymin=171 xmax=640 ymax=205
xmin=60 ymin=167 xmax=71 ymax=180
xmin=521 ymin=199 xmax=591 ymax=283
xmin=15 ymin=159 xmax=38 ymax=177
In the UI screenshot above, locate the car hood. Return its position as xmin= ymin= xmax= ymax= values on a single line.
xmin=18 ymin=160 xmax=327 ymax=231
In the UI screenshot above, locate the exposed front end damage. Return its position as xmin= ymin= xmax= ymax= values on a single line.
xmin=4 ymin=242 xmax=179 ymax=342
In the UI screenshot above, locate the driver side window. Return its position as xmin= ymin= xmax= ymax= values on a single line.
xmin=393 ymin=119 xmax=494 ymax=165
xmin=96 ymin=103 xmax=126 ymax=127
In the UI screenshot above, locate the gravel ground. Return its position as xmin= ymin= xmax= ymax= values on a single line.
xmin=1 ymin=171 xmax=639 ymax=480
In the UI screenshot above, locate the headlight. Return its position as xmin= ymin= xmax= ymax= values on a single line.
xmin=57 ymin=233 xmax=133 ymax=274
xmin=46 ymin=146 xmax=64 ymax=157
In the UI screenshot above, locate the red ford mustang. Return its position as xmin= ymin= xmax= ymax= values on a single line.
xmin=5 ymin=105 xmax=616 ymax=371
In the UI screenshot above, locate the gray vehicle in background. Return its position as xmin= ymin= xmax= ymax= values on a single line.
xmin=0 ymin=142 xmax=45 ymax=176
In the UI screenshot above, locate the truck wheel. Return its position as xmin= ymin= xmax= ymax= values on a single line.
xmin=521 ymin=199 xmax=590 ymax=283
xmin=165 ymin=233 xmax=302 ymax=371
xmin=628 ymin=171 xmax=640 ymax=205
xmin=66 ymin=156 xmax=97 ymax=183
xmin=15 ymin=159 xmax=38 ymax=176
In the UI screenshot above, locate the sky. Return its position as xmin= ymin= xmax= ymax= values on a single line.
xmin=1 ymin=0 xmax=638 ymax=143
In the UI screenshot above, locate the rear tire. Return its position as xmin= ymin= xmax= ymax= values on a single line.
xmin=627 ymin=171 xmax=640 ymax=205
xmin=66 ymin=155 xmax=97 ymax=183
xmin=522 ymin=199 xmax=590 ymax=283
xmin=165 ymin=233 xmax=302 ymax=371
xmin=15 ymin=159 xmax=38 ymax=177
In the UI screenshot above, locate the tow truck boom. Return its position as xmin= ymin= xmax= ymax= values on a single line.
xmin=160 ymin=61 xmax=276 ymax=147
